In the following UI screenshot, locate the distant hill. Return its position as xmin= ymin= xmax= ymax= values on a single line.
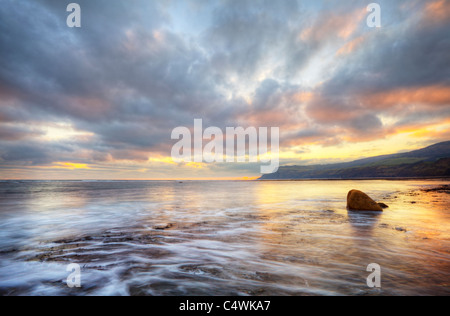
xmin=259 ymin=141 xmax=450 ymax=180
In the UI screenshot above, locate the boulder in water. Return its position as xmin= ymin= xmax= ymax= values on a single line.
xmin=347 ymin=190 xmax=383 ymax=212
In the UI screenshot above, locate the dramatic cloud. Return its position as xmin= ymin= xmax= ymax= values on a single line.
xmin=0 ymin=0 xmax=449 ymax=179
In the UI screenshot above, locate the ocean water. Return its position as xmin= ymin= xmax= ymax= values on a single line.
xmin=0 ymin=180 xmax=449 ymax=296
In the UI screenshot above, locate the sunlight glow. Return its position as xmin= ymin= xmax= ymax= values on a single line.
xmin=42 ymin=123 xmax=94 ymax=141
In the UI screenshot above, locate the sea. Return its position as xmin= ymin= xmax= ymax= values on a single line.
xmin=0 ymin=180 xmax=449 ymax=296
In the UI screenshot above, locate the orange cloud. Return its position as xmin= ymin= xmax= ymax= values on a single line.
xmin=337 ymin=36 xmax=365 ymax=56
xmin=240 ymin=106 xmax=302 ymax=129
xmin=299 ymin=8 xmax=366 ymax=42
xmin=62 ymin=96 xmax=112 ymax=119
xmin=305 ymin=97 xmax=360 ymax=123
xmin=301 ymin=84 xmax=450 ymax=146
xmin=424 ymin=0 xmax=450 ymax=23
xmin=337 ymin=10 xmax=365 ymax=39
xmin=292 ymin=92 xmax=314 ymax=103
xmin=365 ymin=85 xmax=450 ymax=109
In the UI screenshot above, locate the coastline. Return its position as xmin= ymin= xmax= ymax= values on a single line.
xmin=1 ymin=177 xmax=450 ymax=182
xmin=256 ymin=177 xmax=450 ymax=182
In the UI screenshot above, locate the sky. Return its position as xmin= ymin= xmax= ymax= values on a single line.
xmin=0 ymin=0 xmax=449 ymax=180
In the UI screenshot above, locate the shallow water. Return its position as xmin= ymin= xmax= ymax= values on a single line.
xmin=0 ymin=180 xmax=449 ymax=296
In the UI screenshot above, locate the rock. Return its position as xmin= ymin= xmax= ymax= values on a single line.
xmin=377 ymin=202 xmax=389 ymax=209
xmin=347 ymin=190 xmax=383 ymax=212
xmin=422 ymin=185 xmax=450 ymax=193
xmin=153 ymin=223 xmax=174 ymax=230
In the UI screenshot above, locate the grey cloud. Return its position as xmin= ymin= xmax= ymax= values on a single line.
xmin=349 ymin=114 xmax=383 ymax=132
xmin=0 ymin=0 xmax=449 ymax=171
xmin=302 ymin=0 xmax=450 ymax=143
xmin=320 ymin=8 xmax=450 ymax=96
xmin=0 ymin=125 xmax=42 ymax=141
xmin=0 ymin=142 xmax=53 ymax=165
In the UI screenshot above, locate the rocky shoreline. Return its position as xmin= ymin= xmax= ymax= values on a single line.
xmin=421 ymin=185 xmax=450 ymax=194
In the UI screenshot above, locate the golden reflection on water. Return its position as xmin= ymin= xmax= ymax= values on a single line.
xmin=251 ymin=180 xmax=450 ymax=294
xmin=1 ymin=180 xmax=448 ymax=295
xmin=28 ymin=183 xmax=89 ymax=211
